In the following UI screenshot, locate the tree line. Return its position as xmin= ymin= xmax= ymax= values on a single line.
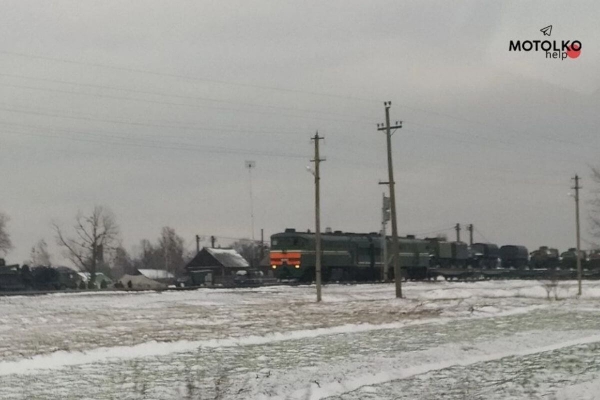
xmin=0 ymin=205 xmax=267 ymax=284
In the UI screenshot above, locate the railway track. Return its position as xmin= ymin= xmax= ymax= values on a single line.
xmin=1 ymin=268 xmax=599 ymax=296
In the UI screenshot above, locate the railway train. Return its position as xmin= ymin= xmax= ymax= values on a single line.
xmin=269 ymin=229 xmax=600 ymax=282
xmin=0 ymin=259 xmax=84 ymax=291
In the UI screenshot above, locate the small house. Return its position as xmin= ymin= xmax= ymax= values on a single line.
xmin=137 ymin=269 xmax=176 ymax=285
xmin=118 ymin=274 xmax=167 ymax=290
xmin=185 ymin=247 xmax=250 ymax=286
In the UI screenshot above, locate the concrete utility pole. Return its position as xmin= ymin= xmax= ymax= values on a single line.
xmin=195 ymin=235 xmax=201 ymax=254
xmin=245 ymin=161 xmax=256 ymax=242
xmin=572 ymin=174 xmax=582 ymax=296
xmin=377 ymin=102 xmax=403 ymax=298
xmin=381 ymin=193 xmax=390 ymax=281
xmin=311 ymin=132 xmax=325 ymax=302
xmin=455 ymin=223 xmax=461 ymax=242
xmin=260 ymin=228 xmax=265 ymax=262
xmin=467 ymin=224 xmax=474 ymax=245
xmin=211 ymin=235 xmax=216 ymax=249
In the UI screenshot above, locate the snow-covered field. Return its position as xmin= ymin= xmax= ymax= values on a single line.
xmin=1 ymin=280 xmax=600 ymax=399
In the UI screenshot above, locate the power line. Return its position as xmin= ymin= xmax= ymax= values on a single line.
xmin=0 ymin=128 xmax=310 ymax=159
xmin=0 ymin=121 xmax=576 ymax=186
xmin=405 ymin=122 xmax=598 ymax=161
xmin=474 ymin=227 xmax=491 ymax=243
xmin=0 ymin=81 xmax=373 ymax=125
xmin=409 ymin=226 xmax=455 ymax=237
xmin=0 ymin=49 xmax=376 ymax=103
xmin=0 ymin=72 xmax=375 ymax=120
xmin=2 ymin=49 xmax=596 ymax=151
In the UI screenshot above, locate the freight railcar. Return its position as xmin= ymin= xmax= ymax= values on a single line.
xmin=270 ymin=229 xmax=429 ymax=282
xmin=530 ymin=246 xmax=560 ymax=270
xmin=499 ymin=245 xmax=529 ymax=269
xmin=559 ymin=248 xmax=587 ymax=270
xmin=469 ymin=243 xmax=500 ymax=269
xmin=0 ymin=260 xmax=28 ymax=291
xmin=426 ymin=239 xmax=469 ymax=268
xmin=588 ymin=250 xmax=600 ymax=270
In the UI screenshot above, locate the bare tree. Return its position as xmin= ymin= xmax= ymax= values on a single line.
xmin=111 ymin=245 xmax=135 ymax=279
xmin=130 ymin=228 xmax=188 ymax=276
xmin=54 ymin=206 xmax=120 ymax=283
xmin=132 ymin=239 xmax=162 ymax=270
xmin=157 ymin=226 xmax=186 ymax=276
xmin=231 ymin=239 xmax=268 ymax=267
xmin=29 ymin=239 xmax=52 ymax=266
xmin=0 ymin=212 xmax=13 ymax=256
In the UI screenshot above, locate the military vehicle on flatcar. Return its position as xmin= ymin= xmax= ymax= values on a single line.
xmin=559 ymin=248 xmax=587 ymax=269
xmin=0 ymin=259 xmax=28 ymax=291
xmin=270 ymin=229 xmax=429 ymax=281
xmin=426 ymin=239 xmax=469 ymax=268
xmin=469 ymin=243 xmax=500 ymax=268
xmin=499 ymin=245 xmax=529 ymax=269
xmin=587 ymin=250 xmax=600 ymax=270
xmin=529 ymin=246 xmax=560 ymax=270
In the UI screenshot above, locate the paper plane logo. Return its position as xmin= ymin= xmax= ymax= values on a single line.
xmin=540 ymin=25 xmax=552 ymax=36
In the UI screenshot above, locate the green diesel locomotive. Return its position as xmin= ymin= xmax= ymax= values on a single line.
xmin=270 ymin=229 xmax=429 ymax=282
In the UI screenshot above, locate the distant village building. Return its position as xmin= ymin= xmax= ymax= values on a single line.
xmin=185 ymin=248 xmax=250 ymax=286
xmin=118 ymin=273 xmax=167 ymax=290
xmin=115 ymin=268 xmax=176 ymax=289
xmin=77 ymin=272 xmax=113 ymax=286
xmin=137 ymin=269 xmax=176 ymax=285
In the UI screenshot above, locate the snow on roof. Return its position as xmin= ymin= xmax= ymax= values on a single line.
xmin=137 ymin=269 xmax=175 ymax=280
xmin=206 ymin=248 xmax=249 ymax=268
xmin=118 ymin=274 xmax=166 ymax=289
xmin=78 ymin=272 xmax=112 ymax=282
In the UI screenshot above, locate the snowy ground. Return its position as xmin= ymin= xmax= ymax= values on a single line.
xmin=1 ymin=280 xmax=600 ymax=399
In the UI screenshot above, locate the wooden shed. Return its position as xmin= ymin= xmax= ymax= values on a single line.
xmin=186 ymin=248 xmax=250 ymax=285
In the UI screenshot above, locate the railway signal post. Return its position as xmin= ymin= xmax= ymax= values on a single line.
xmin=311 ymin=132 xmax=325 ymax=302
xmin=377 ymin=102 xmax=403 ymax=298
xmin=572 ymin=174 xmax=582 ymax=296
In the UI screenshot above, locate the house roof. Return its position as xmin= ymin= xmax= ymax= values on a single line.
xmin=118 ymin=274 xmax=166 ymax=289
xmin=78 ymin=272 xmax=112 ymax=283
xmin=207 ymin=248 xmax=249 ymax=268
xmin=137 ymin=269 xmax=175 ymax=280
xmin=186 ymin=248 xmax=249 ymax=269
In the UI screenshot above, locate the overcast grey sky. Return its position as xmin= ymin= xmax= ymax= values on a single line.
xmin=1 ymin=0 xmax=599 ymax=264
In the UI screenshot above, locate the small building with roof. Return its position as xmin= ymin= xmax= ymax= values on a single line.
xmin=118 ymin=274 xmax=167 ymax=290
xmin=185 ymin=247 xmax=250 ymax=286
xmin=137 ymin=269 xmax=176 ymax=285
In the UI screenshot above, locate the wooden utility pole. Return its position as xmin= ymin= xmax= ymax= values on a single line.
xmin=311 ymin=132 xmax=325 ymax=302
xmin=467 ymin=224 xmax=473 ymax=245
xmin=573 ymin=174 xmax=582 ymax=296
xmin=377 ymin=102 xmax=403 ymax=298
xmin=455 ymin=223 xmax=461 ymax=242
